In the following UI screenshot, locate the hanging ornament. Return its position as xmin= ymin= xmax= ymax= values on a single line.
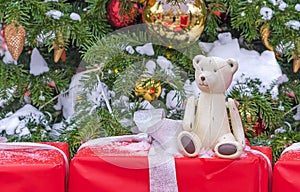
xmin=4 ymin=23 xmax=26 ymax=61
xmin=278 ymin=101 xmax=284 ymax=111
xmin=135 ymin=78 xmax=162 ymax=102
xmin=143 ymin=0 xmax=207 ymax=48
xmin=107 ymin=0 xmax=139 ymax=28
xmin=24 ymin=90 xmax=32 ymax=104
xmin=292 ymin=39 xmax=300 ymax=73
xmin=260 ymin=22 xmax=274 ymax=51
xmin=293 ymin=53 xmax=300 ymax=73
xmin=53 ymin=33 xmax=66 ymax=63
xmin=39 ymin=91 xmax=46 ymax=101
xmin=60 ymin=48 xmax=66 ymax=62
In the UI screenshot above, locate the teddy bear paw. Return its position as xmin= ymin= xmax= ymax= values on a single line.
xmin=214 ymin=141 xmax=243 ymax=159
xmin=177 ymin=131 xmax=202 ymax=157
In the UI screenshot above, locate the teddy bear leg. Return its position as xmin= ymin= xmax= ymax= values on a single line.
xmin=214 ymin=133 xmax=243 ymax=159
xmin=177 ymin=131 xmax=202 ymax=157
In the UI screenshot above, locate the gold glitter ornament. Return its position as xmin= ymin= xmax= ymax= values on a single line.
xmin=4 ymin=23 xmax=26 ymax=61
xmin=135 ymin=79 xmax=162 ymax=102
xmin=143 ymin=0 xmax=207 ymax=48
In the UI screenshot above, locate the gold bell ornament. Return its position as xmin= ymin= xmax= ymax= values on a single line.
xmin=135 ymin=79 xmax=162 ymax=102
xmin=4 ymin=23 xmax=26 ymax=61
xmin=143 ymin=0 xmax=207 ymax=48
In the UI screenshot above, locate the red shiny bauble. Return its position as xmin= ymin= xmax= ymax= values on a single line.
xmin=107 ymin=0 xmax=139 ymax=28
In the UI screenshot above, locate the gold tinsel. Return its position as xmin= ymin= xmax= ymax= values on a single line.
xmin=4 ymin=23 xmax=26 ymax=61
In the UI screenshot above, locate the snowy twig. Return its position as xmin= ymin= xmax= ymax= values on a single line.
xmin=283 ymin=104 xmax=300 ymax=117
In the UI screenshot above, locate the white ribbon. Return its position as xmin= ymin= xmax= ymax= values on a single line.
xmin=134 ymin=109 xmax=180 ymax=192
xmin=133 ymin=108 xmax=165 ymax=133
xmin=0 ymin=142 xmax=69 ymax=192
xmin=148 ymin=141 xmax=178 ymax=192
xmin=79 ymin=133 xmax=151 ymax=150
xmin=281 ymin=142 xmax=300 ymax=156
xmin=245 ymin=147 xmax=272 ymax=192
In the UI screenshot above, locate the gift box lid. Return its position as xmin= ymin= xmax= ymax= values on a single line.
xmin=278 ymin=142 xmax=300 ymax=161
xmin=0 ymin=142 xmax=69 ymax=165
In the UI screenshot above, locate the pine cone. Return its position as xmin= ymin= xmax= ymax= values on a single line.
xmin=4 ymin=23 xmax=26 ymax=61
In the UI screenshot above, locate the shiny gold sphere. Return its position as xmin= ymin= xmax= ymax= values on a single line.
xmin=143 ymin=0 xmax=207 ymax=48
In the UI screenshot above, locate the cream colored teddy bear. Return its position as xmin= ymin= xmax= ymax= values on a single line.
xmin=177 ymin=55 xmax=246 ymax=159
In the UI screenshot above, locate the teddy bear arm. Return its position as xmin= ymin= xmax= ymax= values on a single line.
xmin=227 ymin=98 xmax=246 ymax=148
xmin=182 ymin=96 xmax=196 ymax=131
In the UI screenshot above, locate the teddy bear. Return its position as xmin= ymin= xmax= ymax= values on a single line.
xmin=177 ymin=55 xmax=246 ymax=159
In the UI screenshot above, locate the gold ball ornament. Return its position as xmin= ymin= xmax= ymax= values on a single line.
xmin=135 ymin=79 xmax=162 ymax=102
xmin=4 ymin=23 xmax=26 ymax=61
xmin=143 ymin=0 xmax=207 ymax=48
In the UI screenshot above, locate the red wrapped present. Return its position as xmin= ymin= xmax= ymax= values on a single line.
xmin=0 ymin=142 xmax=69 ymax=192
xmin=273 ymin=143 xmax=300 ymax=192
xmin=69 ymin=135 xmax=272 ymax=192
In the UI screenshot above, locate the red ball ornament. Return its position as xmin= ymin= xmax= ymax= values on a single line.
xmin=107 ymin=0 xmax=139 ymax=28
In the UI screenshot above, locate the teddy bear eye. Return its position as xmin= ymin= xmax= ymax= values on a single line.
xmin=214 ymin=69 xmax=217 ymax=72
xmin=201 ymin=67 xmax=204 ymax=71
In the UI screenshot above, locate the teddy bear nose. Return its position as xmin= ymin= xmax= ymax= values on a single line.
xmin=200 ymin=76 xmax=205 ymax=81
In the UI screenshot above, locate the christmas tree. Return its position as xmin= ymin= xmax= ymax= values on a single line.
xmin=0 ymin=0 xmax=299 ymax=161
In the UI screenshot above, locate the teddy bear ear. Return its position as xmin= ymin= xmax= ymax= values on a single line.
xmin=193 ymin=55 xmax=206 ymax=69
xmin=226 ymin=58 xmax=238 ymax=73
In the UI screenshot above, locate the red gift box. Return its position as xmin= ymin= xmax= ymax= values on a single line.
xmin=69 ymin=138 xmax=271 ymax=192
xmin=273 ymin=143 xmax=300 ymax=192
xmin=0 ymin=142 xmax=69 ymax=192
